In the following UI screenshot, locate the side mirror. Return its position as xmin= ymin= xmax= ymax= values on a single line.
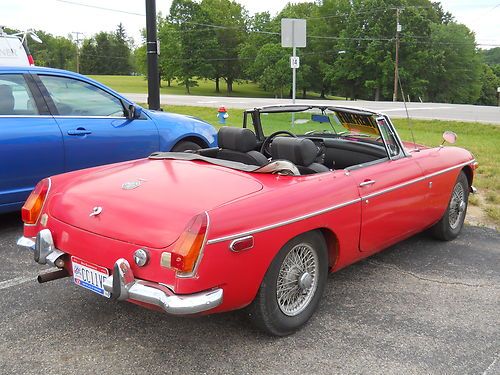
xmin=127 ymin=104 xmax=142 ymax=120
xmin=442 ymin=131 xmax=457 ymax=145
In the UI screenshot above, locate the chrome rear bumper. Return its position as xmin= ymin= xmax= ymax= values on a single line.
xmin=103 ymin=258 xmax=223 ymax=315
xmin=18 ymin=231 xmax=223 ymax=316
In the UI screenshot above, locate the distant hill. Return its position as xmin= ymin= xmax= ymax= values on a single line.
xmin=481 ymin=47 xmax=500 ymax=65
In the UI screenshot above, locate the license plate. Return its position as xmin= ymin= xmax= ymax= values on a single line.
xmin=71 ymin=256 xmax=110 ymax=298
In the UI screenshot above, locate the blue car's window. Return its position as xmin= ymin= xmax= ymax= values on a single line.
xmin=39 ymin=75 xmax=125 ymax=117
xmin=0 ymin=74 xmax=38 ymax=115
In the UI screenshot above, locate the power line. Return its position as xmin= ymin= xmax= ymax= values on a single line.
xmin=56 ymin=0 xmax=145 ymax=16
xmin=54 ymin=0 xmax=500 ymax=48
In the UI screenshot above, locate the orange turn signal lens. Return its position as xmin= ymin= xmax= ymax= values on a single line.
xmin=21 ymin=179 xmax=50 ymax=224
xmin=164 ymin=212 xmax=209 ymax=275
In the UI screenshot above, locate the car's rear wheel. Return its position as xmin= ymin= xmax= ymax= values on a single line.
xmin=248 ymin=231 xmax=328 ymax=336
xmin=171 ymin=140 xmax=202 ymax=152
xmin=431 ymin=171 xmax=469 ymax=241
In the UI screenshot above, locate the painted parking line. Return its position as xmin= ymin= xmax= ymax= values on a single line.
xmin=0 ymin=275 xmax=35 ymax=290
xmin=376 ymin=106 xmax=453 ymax=112
xmin=482 ymin=354 xmax=500 ymax=375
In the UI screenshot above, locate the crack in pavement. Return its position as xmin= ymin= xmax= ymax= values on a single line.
xmin=366 ymin=260 xmax=500 ymax=289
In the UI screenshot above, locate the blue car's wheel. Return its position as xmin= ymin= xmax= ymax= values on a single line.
xmin=171 ymin=140 xmax=202 ymax=152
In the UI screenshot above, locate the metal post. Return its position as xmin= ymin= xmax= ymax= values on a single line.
xmin=392 ymin=8 xmax=400 ymax=102
xmin=145 ymin=0 xmax=160 ymax=110
xmin=71 ymin=32 xmax=83 ymax=73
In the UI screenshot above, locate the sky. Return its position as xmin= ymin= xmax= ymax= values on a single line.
xmin=1 ymin=0 xmax=499 ymax=49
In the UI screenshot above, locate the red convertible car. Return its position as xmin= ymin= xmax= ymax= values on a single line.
xmin=18 ymin=105 xmax=477 ymax=336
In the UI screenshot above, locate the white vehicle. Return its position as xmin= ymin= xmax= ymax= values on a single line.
xmin=0 ymin=27 xmax=40 ymax=66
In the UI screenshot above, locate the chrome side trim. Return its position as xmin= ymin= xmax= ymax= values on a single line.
xmin=362 ymin=160 xmax=476 ymax=200
xmin=207 ymin=198 xmax=362 ymax=244
xmin=103 ymin=258 xmax=223 ymax=315
xmin=206 ymin=159 xmax=475 ymax=245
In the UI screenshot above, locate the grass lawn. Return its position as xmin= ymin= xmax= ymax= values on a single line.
xmin=158 ymin=104 xmax=500 ymax=226
xmin=87 ymin=75 xmax=343 ymax=100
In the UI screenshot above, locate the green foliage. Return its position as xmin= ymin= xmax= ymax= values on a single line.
xmin=476 ymin=63 xmax=500 ymax=106
xmin=14 ymin=1 xmax=495 ymax=106
xmin=200 ymin=0 xmax=248 ymax=93
xmin=481 ymin=47 xmax=500 ymax=65
xmin=80 ymin=24 xmax=132 ymax=75
xmin=425 ymin=22 xmax=481 ymax=103
xmin=7 ymin=28 xmax=78 ymax=70
xmin=169 ymin=0 xmax=218 ymax=93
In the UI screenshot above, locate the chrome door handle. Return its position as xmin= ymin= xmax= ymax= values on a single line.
xmin=359 ymin=179 xmax=376 ymax=187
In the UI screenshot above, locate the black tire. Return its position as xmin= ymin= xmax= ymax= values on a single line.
xmin=248 ymin=231 xmax=328 ymax=336
xmin=431 ymin=171 xmax=469 ymax=241
xmin=171 ymin=140 xmax=202 ymax=152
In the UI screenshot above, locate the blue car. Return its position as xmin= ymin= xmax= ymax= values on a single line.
xmin=0 ymin=66 xmax=217 ymax=213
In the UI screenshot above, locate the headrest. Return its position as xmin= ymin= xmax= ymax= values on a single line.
xmin=271 ymin=137 xmax=318 ymax=166
xmin=0 ymin=84 xmax=15 ymax=113
xmin=218 ymin=127 xmax=257 ymax=153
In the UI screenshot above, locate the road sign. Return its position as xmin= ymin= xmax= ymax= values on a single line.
xmin=290 ymin=56 xmax=300 ymax=69
xmin=281 ymin=19 xmax=306 ymax=48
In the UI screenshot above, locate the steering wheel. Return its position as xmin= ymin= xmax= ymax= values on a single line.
xmin=260 ymin=130 xmax=297 ymax=157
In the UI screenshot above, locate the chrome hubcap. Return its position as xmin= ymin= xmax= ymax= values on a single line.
xmin=449 ymin=182 xmax=465 ymax=230
xmin=276 ymin=244 xmax=318 ymax=317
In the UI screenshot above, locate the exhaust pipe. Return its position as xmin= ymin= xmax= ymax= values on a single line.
xmin=37 ymin=269 xmax=69 ymax=283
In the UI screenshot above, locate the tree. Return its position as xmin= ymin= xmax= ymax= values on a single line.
xmin=200 ymin=0 xmax=248 ymax=94
xmin=476 ymin=63 xmax=500 ymax=106
xmin=425 ymin=22 xmax=481 ymax=103
xmin=79 ymin=25 xmax=133 ymax=75
xmin=239 ymin=11 xmax=277 ymax=81
xmin=252 ymin=43 xmax=289 ymax=97
xmin=157 ymin=18 xmax=181 ymax=86
xmin=169 ymin=0 xmax=217 ymax=94
xmin=481 ymin=47 xmax=500 ymax=66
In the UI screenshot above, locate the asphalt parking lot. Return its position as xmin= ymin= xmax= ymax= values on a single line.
xmin=0 ymin=212 xmax=498 ymax=375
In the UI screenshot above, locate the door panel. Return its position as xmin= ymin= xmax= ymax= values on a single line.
xmin=36 ymin=74 xmax=159 ymax=171
xmin=350 ymin=157 xmax=427 ymax=253
xmin=0 ymin=73 xmax=63 ymax=207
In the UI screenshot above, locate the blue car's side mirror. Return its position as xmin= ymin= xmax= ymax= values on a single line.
xmin=127 ymin=104 xmax=142 ymax=119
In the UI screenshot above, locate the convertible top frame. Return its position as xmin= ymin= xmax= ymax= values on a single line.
xmin=243 ymin=104 xmax=409 ymax=160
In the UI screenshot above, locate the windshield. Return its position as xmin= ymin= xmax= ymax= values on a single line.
xmin=259 ymin=109 xmax=340 ymax=136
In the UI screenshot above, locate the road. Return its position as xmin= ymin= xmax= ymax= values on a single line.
xmin=1 ymin=212 xmax=498 ymax=375
xmin=124 ymin=93 xmax=500 ymax=125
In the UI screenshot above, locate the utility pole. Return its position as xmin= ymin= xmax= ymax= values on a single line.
xmin=145 ymin=0 xmax=160 ymax=110
xmin=71 ymin=31 xmax=83 ymax=73
xmin=392 ymin=8 xmax=401 ymax=102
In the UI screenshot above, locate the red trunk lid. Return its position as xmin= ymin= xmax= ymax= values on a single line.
xmin=49 ymin=159 xmax=263 ymax=248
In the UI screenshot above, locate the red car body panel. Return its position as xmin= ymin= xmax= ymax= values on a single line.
xmin=23 ymin=137 xmax=475 ymax=315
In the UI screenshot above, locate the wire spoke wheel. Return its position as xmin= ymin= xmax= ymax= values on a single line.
xmin=276 ymin=243 xmax=319 ymax=317
xmin=449 ymin=181 xmax=465 ymax=230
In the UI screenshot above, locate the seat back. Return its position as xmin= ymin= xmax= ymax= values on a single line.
xmin=217 ymin=127 xmax=268 ymax=166
xmin=0 ymin=84 xmax=15 ymax=114
xmin=270 ymin=137 xmax=330 ymax=174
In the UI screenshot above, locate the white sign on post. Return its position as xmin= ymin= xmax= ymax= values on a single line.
xmin=281 ymin=19 xmax=306 ymax=125
xmin=281 ymin=19 xmax=307 ymax=48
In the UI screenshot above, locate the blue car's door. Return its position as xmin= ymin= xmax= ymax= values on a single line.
xmin=0 ymin=73 xmax=64 ymax=211
xmin=35 ymin=74 xmax=160 ymax=171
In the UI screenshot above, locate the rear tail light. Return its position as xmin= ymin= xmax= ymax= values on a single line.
xmin=22 ymin=179 xmax=50 ymax=224
xmin=160 ymin=212 xmax=209 ymax=276
xmin=27 ymin=54 xmax=35 ymax=66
